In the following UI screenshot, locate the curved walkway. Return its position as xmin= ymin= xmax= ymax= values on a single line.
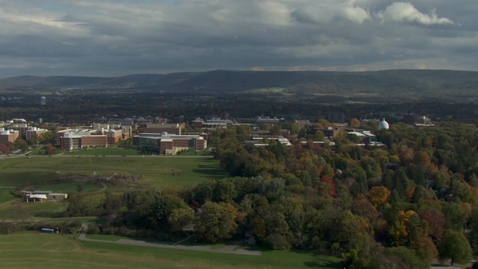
xmin=78 ymin=225 xmax=261 ymax=256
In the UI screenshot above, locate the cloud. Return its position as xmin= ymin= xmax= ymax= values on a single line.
xmin=292 ymin=5 xmax=371 ymax=24
xmin=0 ymin=0 xmax=476 ymax=77
xmin=377 ymin=2 xmax=454 ymax=25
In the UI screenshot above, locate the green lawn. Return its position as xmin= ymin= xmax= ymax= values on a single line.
xmin=177 ymin=150 xmax=213 ymax=156
xmin=85 ymin=233 xmax=169 ymax=243
xmin=0 ymin=233 xmax=342 ymax=269
xmin=29 ymin=147 xmax=65 ymax=155
xmin=0 ymin=156 xmax=227 ymax=203
xmin=43 ymin=182 xmax=102 ymax=193
xmin=0 ymin=187 xmax=16 ymax=204
xmin=67 ymin=148 xmax=141 ymax=156
xmin=0 ymin=202 xmax=64 ymax=220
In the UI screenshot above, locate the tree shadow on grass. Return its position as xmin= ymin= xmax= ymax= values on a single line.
xmin=191 ymin=165 xmax=228 ymax=179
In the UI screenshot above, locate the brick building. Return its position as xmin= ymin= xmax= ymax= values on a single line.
xmin=103 ymin=129 xmax=122 ymax=144
xmin=58 ymin=130 xmax=108 ymax=150
xmin=0 ymin=129 xmax=20 ymax=143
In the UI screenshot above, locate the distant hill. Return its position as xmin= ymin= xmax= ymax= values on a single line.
xmin=1 ymin=70 xmax=478 ymax=95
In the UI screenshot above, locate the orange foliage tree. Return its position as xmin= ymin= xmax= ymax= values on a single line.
xmin=367 ymin=186 xmax=391 ymax=208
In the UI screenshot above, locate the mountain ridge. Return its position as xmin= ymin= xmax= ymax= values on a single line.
xmin=1 ymin=70 xmax=478 ymax=94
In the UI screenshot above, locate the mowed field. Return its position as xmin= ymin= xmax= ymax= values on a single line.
xmin=0 ymin=233 xmax=342 ymax=269
xmin=0 ymin=156 xmax=227 ymax=204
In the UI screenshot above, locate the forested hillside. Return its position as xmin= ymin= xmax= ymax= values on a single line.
xmin=67 ymin=121 xmax=478 ymax=268
xmin=2 ymin=70 xmax=478 ymax=97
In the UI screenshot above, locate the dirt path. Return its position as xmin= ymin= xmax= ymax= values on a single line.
xmin=90 ymin=183 xmax=107 ymax=194
xmin=78 ymin=225 xmax=261 ymax=256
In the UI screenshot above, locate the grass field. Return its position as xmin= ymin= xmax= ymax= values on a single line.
xmin=43 ymin=182 xmax=102 ymax=193
xmin=66 ymin=148 xmax=141 ymax=156
xmin=0 ymin=202 xmax=63 ymax=220
xmin=0 ymin=233 xmax=342 ymax=269
xmin=177 ymin=150 xmax=214 ymax=156
xmin=0 ymin=156 xmax=226 ymax=204
xmin=0 ymin=188 xmax=16 ymax=204
xmin=29 ymin=147 xmax=66 ymax=155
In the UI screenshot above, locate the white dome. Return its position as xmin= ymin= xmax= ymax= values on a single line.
xmin=378 ymin=118 xmax=389 ymax=130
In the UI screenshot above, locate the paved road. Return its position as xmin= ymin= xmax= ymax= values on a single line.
xmin=79 ymin=225 xmax=261 ymax=256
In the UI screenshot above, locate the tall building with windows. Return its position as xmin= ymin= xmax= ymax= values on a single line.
xmin=133 ymin=132 xmax=207 ymax=155
xmin=40 ymin=96 xmax=46 ymax=106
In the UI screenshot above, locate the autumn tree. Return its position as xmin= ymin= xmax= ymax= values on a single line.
xmin=0 ymin=144 xmax=10 ymax=154
xmin=418 ymin=210 xmax=446 ymax=242
xmin=352 ymin=195 xmax=379 ymax=226
xmin=367 ymin=186 xmax=391 ymax=208
xmin=44 ymin=143 xmax=57 ymax=155
xmin=349 ymin=118 xmax=361 ymax=128
xmin=320 ymin=175 xmax=336 ymax=196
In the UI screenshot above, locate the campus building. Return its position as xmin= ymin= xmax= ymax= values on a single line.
xmin=26 ymin=127 xmax=47 ymax=141
xmin=244 ymin=136 xmax=292 ymax=147
xmin=104 ymin=129 xmax=123 ymax=144
xmin=93 ymin=123 xmax=133 ymax=140
xmin=8 ymin=123 xmax=29 ymax=138
xmin=143 ymin=123 xmax=184 ymax=135
xmin=133 ymin=132 xmax=207 ymax=155
xmin=57 ymin=129 xmax=108 ymax=150
xmin=256 ymin=116 xmax=286 ymax=126
xmin=192 ymin=118 xmax=233 ymax=129
xmin=0 ymin=129 xmax=20 ymax=143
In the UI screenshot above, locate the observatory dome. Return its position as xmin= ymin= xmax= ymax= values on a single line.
xmin=378 ymin=118 xmax=389 ymax=131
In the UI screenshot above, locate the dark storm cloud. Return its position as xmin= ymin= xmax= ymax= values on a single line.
xmin=0 ymin=0 xmax=477 ymax=77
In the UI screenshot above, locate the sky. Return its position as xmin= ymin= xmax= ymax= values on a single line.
xmin=0 ymin=0 xmax=477 ymax=77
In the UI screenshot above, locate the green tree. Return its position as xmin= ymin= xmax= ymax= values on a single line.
xmin=412 ymin=237 xmax=438 ymax=263
xmin=149 ymin=195 xmax=189 ymax=231
xmin=194 ymin=201 xmax=234 ymax=243
xmin=442 ymin=202 xmax=466 ymax=232
xmin=438 ymin=230 xmax=473 ymax=266
xmin=213 ymin=179 xmax=237 ymax=202
xmin=37 ymin=131 xmax=56 ymax=144
xmin=76 ymin=184 xmax=83 ymax=193
xmin=385 ymin=247 xmax=429 ymax=269
xmin=14 ymin=138 xmax=29 ymax=153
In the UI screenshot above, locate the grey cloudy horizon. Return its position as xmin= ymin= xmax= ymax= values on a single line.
xmin=0 ymin=0 xmax=477 ymax=78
